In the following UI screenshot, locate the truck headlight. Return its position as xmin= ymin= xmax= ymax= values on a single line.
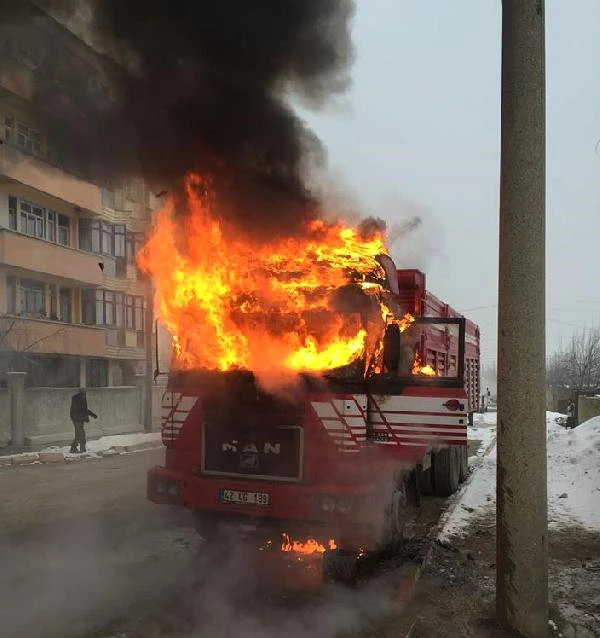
xmin=336 ymin=498 xmax=352 ymax=515
xmin=320 ymin=495 xmax=336 ymax=513
xmin=156 ymin=482 xmax=167 ymax=494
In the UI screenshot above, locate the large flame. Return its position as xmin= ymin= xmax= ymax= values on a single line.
xmin=138 ymin=174 xmax=397 ymax=375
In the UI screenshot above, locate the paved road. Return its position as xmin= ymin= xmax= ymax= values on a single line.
xmin=0 ymin=442 xmax=484 ymax=638
xmin=0 ymin=450 xmax=197 ymax=638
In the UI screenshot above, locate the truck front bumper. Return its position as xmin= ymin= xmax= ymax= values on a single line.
xmin=147 ymin=465 xmax=386 ymax=549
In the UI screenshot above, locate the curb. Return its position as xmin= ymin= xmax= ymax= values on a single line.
xmin=0 ymin=440 xmax=163 ymax=468
xmin=395 ymin=434 xmax=498 ymax=635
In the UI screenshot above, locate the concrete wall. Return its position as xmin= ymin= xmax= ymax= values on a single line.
xmin=577 ymin=395 xmax=600 ymax=425
xmin=546 ymin=385 xmax=571 ymax=413
xmin=0 ymin=387 xmax=10 ymax=442
xmin=0 ymin=381 xmax=165 ymax=448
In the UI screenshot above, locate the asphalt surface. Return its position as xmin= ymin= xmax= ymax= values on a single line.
xmin=0 ymin=442 xmax=483 ymax=638
xmin=0 ymin=449 xmax=197 ymax=638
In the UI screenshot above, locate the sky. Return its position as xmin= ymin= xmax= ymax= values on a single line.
xmin=301 ymin=0 xmax=600 ymax=366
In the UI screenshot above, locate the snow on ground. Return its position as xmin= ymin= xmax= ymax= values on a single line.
xmin=441 ymin=411 xmax=600 ymax=540
xmin=469 ymin=411 xmax=497 ymax=459
xmin=55 ymin=432 xmax=161 ymax=457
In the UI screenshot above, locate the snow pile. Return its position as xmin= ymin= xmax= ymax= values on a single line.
xmin=547 ymin=415 xmax=600 ymax=529
xmin=441 ymin=412 xmax=600 ymax=540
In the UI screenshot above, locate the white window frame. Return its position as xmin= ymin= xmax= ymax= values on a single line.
xmin=8 ymin=195 xmax=71 ymax=247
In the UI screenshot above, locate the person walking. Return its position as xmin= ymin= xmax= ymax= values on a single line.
xmin=69 ymin=388 xmax=97 ymax=453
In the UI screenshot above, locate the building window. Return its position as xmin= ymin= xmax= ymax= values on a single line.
xmin=114 ymin=224 xmax=126 ymax=257
xmin=20 ymin=201 xmax=44 ymax=238
xmin=8 ymin=195 xmax=71 ymax=245
xmin=91 ymin=289 xmax=125 ymax=326
xmin=4 ymin=115 xmax=13 ymax=143
xmin=125 ymin=294 xmax=135 ymax=329
xmin=8 ymin=196 xmax=17 ymax=230
xmin=86 ymin=358 xmax=108 ymax=388
xmin=59 ymin=288 xmax=72 ymax=323
xmin=115 ymin=293 xmax=124 ymax=328
xmin=101 ymin=188 xmax=115 ymax=209
xmin=79 ymin=220 xmax=126 ymax=260
xmin=123 ymin=178 xmax=141 ymax=202
xmin=19 ymin=279 xmax=45 ymax=317
xmin=126 ymin=233 xmax=134 ymax=264
xmin=134 ymin=297 xmax=144 ymax=332
xmin=83 ymin=290 xmax=144 ymax=343
xmin=6 ymin=277 xmax=17 ymax=314
xmin=81 ymin=289 xmax=96 ymax=325
xmin=49 ymin=286 xmax=58 ymax=320
xmin=102 ymin=222 xmax=113 ymax=254
xmin=17 ymin=122 xmax=42 ymax=155
xmin=126 ymin=232 xmax=145 ymax=265
xmin=5 ymin=116 xmax=43 ymax=156
xmin=94 ymin=289 xmax=115 ymax=325
xmin=58 ymin=215 xmax=70 ymax=246
xmin=47 ymin=210 xmax=56 ymax=242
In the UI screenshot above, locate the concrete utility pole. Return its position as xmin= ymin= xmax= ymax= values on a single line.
xmin=497 ymin=1 xmax=548 ymax=636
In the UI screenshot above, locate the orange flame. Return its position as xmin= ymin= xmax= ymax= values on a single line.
xmin=412 ymin=352 xmax=438 ymax=376
xmin=281 ymin=533 xmax=337 ymax=555
xmin=138 ymin=174 xmax=398 ymax=375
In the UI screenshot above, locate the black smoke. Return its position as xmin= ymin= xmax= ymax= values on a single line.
xmin=30 ymin=1 xmax=356 ymax=236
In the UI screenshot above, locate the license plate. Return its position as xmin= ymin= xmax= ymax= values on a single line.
xmin=219 ymin=488 xmax=270 ymax=506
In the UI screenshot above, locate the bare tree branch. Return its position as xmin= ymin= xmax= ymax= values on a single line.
xmin=20 ymin=327 xmax=66 ymax=354
xmin=547 ymin=326 xmax=600 ymax=389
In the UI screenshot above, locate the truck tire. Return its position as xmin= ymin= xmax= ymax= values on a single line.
xmin=417 ymin=465 xmax=434 ymax=496
xmin=381 ymin=487 xmax=407 ymax=547
xmin=459 ymin=445 xmax=469 ymax=483
xmin=433 ymin=447 xmax=460 ymax=496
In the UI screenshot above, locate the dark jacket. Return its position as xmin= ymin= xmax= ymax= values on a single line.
xmin=70 ymin=391 xmax=97 ymax=423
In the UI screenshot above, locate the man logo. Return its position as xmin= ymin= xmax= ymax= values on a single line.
xmin=221 ymin=440 xmax=282 ymax=455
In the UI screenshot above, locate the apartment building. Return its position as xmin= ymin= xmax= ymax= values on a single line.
xmin=0 ymin=3 xmax=152 ymax=389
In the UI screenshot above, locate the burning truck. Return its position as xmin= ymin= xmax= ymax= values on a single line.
xmin=141 ymin=176 xmax=480 ymax=576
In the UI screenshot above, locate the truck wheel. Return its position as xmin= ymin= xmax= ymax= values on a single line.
xmin=459 ymin=446 xmax=469 ymax=483
xmin=433 ymin=447 xmax=460 ymax=496
xmin=323 ymin=549 xmax=359 ymax=587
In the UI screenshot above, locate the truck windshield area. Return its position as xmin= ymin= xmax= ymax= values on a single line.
xmin=169 ymin=307 xmax=377 ymax=379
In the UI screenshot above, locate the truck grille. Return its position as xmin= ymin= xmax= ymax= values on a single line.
xmin=202 ymin=423 xmax=303 ymax=482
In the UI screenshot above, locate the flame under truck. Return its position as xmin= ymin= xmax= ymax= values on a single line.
xmin=148 ymin=263 xmax=480 ymax=575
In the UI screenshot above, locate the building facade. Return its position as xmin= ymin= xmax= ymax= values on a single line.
xmin=0 ymin=3 xmax=153 ymax=391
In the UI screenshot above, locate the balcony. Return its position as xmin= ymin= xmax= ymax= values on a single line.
xmin=0 ymin=229 xmax=104 ymax=286
xmin=0 ymin=142 xmax=102 ymax=214
xmin=0 ymin=315 xmax=105 ymax=357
